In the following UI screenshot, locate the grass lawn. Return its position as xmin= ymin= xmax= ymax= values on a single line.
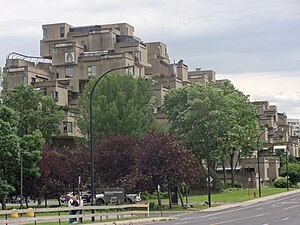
xmin=22 ymin=216 xmax=145 ymax=225
xmin=160 ymin=187 xmax=293 ymax=205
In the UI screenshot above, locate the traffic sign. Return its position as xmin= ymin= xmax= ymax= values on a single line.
xmin=206 ymin=176 xmax=213 ymax=183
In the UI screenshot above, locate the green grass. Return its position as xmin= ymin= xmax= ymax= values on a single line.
xmin=160 ymin=187 xmax=293 ymax=205
xmin=23 ymin=216 xmax=144 ymax=225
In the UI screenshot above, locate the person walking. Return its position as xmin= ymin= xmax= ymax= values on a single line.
xmin=78 ymin=196 xmax=83 ymax=223
xmin=68 ymin=195 xmax=78 ymax=224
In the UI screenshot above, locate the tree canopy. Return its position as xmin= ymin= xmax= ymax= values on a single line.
xmin=0 ymin=105 xmax=20 ymax=209
xmin=2 ymin=84 xmax=65 ymax=144
xmin=94 ymin=134 xmax=136 ymax=188
xmin=77 ymin=73 xmax=155 ymax=140
xmin=121 ymin=130 xmax=203 ymax=193
xmin=163 ymin=82 xmax=259 ymax=172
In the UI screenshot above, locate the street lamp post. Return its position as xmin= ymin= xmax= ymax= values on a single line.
xmin=206 ymin=112 xmax=232 ymax=207
xmin=89 ymin=65 xmax=133 ymax=208
xmin=256 ymin=129 xmax=267 ymax=198
xmin=286 ymin=150 xmax=289 ymax=191
xmin=285 ymin=139 xmax=293 ymax=191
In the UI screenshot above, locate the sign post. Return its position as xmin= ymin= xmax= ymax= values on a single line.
xmin=248 ymin=177 xmax=251 ymax=197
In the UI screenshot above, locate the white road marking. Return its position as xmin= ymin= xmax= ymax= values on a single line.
xmin=281 ymin=217 xmax=290 ymax=221
xmin=209 ymin=217 xmax=219 ymax=220
xmin=180 ymin=217 xmax=192 ymax=220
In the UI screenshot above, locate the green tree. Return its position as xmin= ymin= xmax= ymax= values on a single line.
xmin=2 ymin=84 xmax=65 ymax=144
xmin=77 ymin=73 xmax=155 ymax=140
xmin=280 ymin=163 xmax=300 ymax=185
xmin=0 ymin=105 xmax=20 ymax=209
xmin=163 ymin=82 xmax=259 ymax=185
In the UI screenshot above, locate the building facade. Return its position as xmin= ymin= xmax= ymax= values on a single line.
xmin=4 ymin=22 xmax=226 ymax=142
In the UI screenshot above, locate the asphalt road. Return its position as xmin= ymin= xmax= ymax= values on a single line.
xmin=149 ymin=190 xmax=300 ymax=225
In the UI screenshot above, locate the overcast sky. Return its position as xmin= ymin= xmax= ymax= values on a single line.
xmin=0 ymin=0 xmax=299 ymax=117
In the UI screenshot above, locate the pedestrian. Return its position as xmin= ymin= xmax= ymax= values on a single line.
xmin=68 ymin=195 xmax=78 ymax=224
xmin=78 ymin=195 xmax=83 ymax=223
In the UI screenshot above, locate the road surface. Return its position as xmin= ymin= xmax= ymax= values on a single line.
xmin=150 ymin=190 xmax=300 ymax=225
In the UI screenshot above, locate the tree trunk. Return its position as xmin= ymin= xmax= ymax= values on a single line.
xmin=57 ymin=197 xmax=62 ymax=206
xmin=44 ymin=197 xmax=48 ymax=207
xmin=177 ymin=186 xmax=184 ymax=207
xmin=25 ymin=197 xmax=29 ymax=208
xmin=1 ymin=197 xmax=6 ymax=210
xmin=222 ymin=161 xmax=227 ymax=185
xmin=168 ymin=185 xmax=172 ymax=209
xmin=38 ymin=198 xmax=42 ymax=206
xmin=156 ymin=189 xmax=161 ymax=206
xmin=230 ymin=153 xmax=235 ymax=186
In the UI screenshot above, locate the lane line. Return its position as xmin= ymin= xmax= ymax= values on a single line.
xmin=281 ymin=217 xmax=290 ymax=221
xmin=282 ymin=204 xmax=300 ymax=211
xmin=209 ymin=213 xmax=270 ymax=225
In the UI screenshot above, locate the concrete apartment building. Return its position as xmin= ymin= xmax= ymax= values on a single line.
xmin=287 ymin=118 xmax=300 ymax=137
xmin=4 ymin=22 xmax=225 ymax=142
xmin=4 ymin=22 xmax=298 ymax=189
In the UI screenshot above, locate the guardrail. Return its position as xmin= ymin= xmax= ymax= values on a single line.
xmin=0 ymin=203 xmax=149 ymax=225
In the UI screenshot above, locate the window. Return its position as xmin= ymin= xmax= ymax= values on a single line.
xmin=49 ymin=43 xmax=54 ymax=54
xmin=23 ymin=77 xmax=28 ymax=87
xmin=31 ymin=77 xmax=36 ymax=83
xmin=63 ymin=121 xmax=73 ymax=133
xmin=137 ymin=67 xmax=141 ymax=77
xmin=87 ymin=66 xmax=96 ymax=76
xmin=65 ymin=67 xmax=73 ymax=78
xmin=51 ymin=91 xmax=58 ymax=102
xmin=134 ymin=51 xmax=141 ymax=62
xmin=43 ymin=28 xmax=47 ymax=39
xmin=60 ymin=27 xmax=65 ymax=38
xmin=65 ymin=52 xmax=74 ymax=62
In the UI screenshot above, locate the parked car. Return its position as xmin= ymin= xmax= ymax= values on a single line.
xmin=59 ymin=192 xmax=75 ymax=203
xmin=82 ymin=188 xmax=141 ymax=205
xmin=6 ymin=196 xmax=28 ymax=204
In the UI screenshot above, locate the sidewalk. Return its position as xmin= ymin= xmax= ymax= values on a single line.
xmin=84 ymin=217 xmax=175 ymax=225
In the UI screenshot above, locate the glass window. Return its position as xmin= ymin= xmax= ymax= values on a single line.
xmin=60 ymin=27 xmax=65 ymax=38
xmin=134 ymin=51 xmax=141 ymax=62
xmin=65 ymin=67 xmax=73 ymax=78
xmin=65 ymin=52 xmax=75 ymax=62
xmin=137 ymin=67 xmax=141 ymax=77
xmin=23 ymin=77 xmax=28 ymax=87
xmin=87 ymin=66 xmax=96 ymax=76
xmin=49 ymin=43 xmax=54 ymax=54
xmin=51 ymin=91 xmax=58 ymax=102
xmin=63 ymin=121 xmax=73 ymax=133
xmin=43 ymin=28 xmax=47 ymax=39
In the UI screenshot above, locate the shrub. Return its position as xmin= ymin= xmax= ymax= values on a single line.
xmin=224 ymin=182 xmax=242 ymax=188
xmin=274 ymin=177 xmax=292 ymax=188
xmin=280 ymin=163 xmax=300 ymax=185
xmin=140 ymin=191 xmax=168 ymax=200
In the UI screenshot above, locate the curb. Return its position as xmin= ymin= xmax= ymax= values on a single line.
xmin=88 ymin=217 xmax=176 ymax=225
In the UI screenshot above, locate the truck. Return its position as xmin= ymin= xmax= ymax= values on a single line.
xmin=82 ymin=187 xmax=141 ymax=205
